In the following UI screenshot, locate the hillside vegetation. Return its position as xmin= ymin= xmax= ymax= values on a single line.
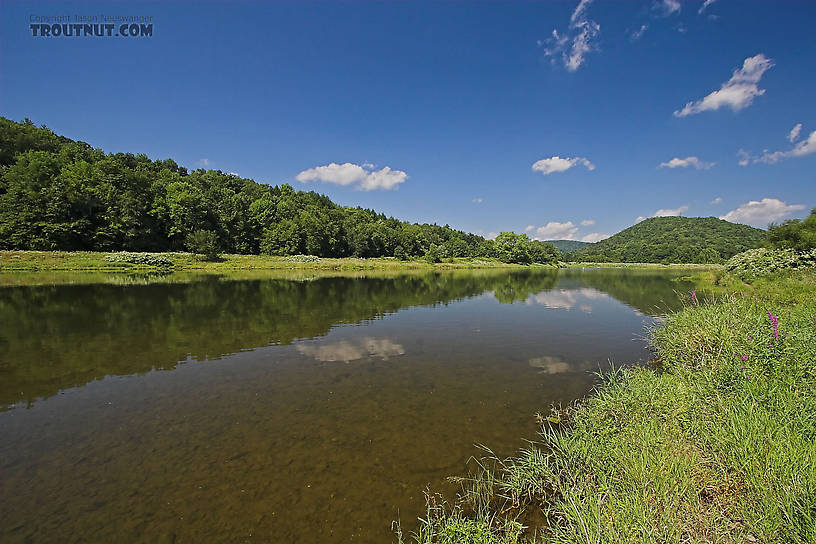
xmin=545 ymin=239 xmax=592 ymax=253
xmin=569 ymin=216 xmax=766 ymax=263
xmin=0 ymin=118 xmax=558 ymax=265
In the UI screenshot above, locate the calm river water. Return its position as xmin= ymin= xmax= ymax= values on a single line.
xmin=0 ymin=268 xmax=693 ymax=543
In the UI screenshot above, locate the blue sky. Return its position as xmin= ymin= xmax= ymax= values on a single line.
xmin=2 ymin=0 xmax=814 ymax=241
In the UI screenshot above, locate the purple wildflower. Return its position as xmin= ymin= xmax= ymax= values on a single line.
xmin=741 ymin=355 xmax=748 ymax=361
xmin=768 ymin=311 xmax=779 ymax=341
xmin=691 ymin=290 xmax=697 ymax=304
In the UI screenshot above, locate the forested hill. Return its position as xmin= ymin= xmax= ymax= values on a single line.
xmin=0 ymin=118 xmax=558 ymax=264
xmin=569 ymin=216 xmax=766 ymax=263
xmin=547 ymin=240 xmax=592 ymax=253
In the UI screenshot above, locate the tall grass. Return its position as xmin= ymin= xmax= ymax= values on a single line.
xmin=399 ymin=271 xmax=816 ymax=543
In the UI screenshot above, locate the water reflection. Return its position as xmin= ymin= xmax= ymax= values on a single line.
xmin=525 ymin=287 xmax=609 ymax=312
xmin=0 ymin=269 xmax=691 ymax=411
xmin=296 ymin=337 xmax=406 ymax=363
xmin=0 ymin=268 xmax=693 ymax=543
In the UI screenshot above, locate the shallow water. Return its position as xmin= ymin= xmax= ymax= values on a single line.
xmin=0 ymin=268 xmax=692 ymax=543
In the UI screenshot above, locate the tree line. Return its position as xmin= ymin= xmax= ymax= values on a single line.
xmin=0 ymin=118 xmax=558 ymax=264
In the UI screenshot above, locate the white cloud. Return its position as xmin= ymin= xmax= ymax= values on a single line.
xmin=637 ymin=205 xmax=689 ymax=223
xmin=720 ymin=198 xmax=806 ymax=227
xmin=711 ymin=196 xmax=723 ymax=205
xmin=698 ymin=0 xmax=717 ymax=14
xmin=532 ymin=156 xmax=595 ymax=176
xmin=581 ymin=232 xmax=609 ymax=242
xmin=674 ymin=54 xmax=774 ymax=117
xmin=659 ymin=156 xmax=715 ymax=170
xmin=653 ymin=205 xmax=689 ymax=216
xmin=524 ymin=219 xmax=603 ymax=242
xmin=630 ymin=24 xmax=648 ymax=41
xmin=486 ymin=232 xmax=499 ymax=240
xmin=542 ymin=0 xmax=601 ymax=72
xmin=737 ymin=149 xmax=751 ymax=166
xmin=789 ymin=123 xmax=803 ymax=143
xmin=296 ymin=162 xmax=407 ymax=191
xmin=655 ymin=0 xmax=681 ymax=16
xmin=472 ymin=197 xmax=483 ymax=204
xmin=748 ymin=128 xmax=816 ymax=165
xmin=531 ymin=221 xmax=580 ymax=240
xmin=197 ymin=158 xmax=210 ymax=167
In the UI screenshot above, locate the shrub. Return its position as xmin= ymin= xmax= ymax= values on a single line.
xmin=724 ymin=247 xmax=816 ymax=280
xmin=103 ymin=252 xmax=173 ymax=268
xmin=282 ymin=254 xmax=321 ymax=263
xmin=185 ymin=230 xmax=220 ymax=261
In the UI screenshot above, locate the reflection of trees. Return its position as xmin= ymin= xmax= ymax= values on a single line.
xmin=0 ymin=269 xmax=559 ymax=409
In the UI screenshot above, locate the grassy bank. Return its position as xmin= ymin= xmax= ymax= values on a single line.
xmin=0 ymin=250 xmax=535 ymax=272
xmin=559 ymin=261 xmax=718 ymax=270
xmin=401 ymin=269 xmax=816 ymax=543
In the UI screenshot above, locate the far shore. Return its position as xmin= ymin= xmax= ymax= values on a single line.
xmin=0 ymin=250 xmax=719 ymax=274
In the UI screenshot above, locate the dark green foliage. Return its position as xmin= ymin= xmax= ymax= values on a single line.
xmin=424 ymin=244 xmax=443 ymax=263
xmin=546 ymin=239 xmax=592 ymax=253
xmin=0 ymin=118 xmax=558 ymax=265
xmin=766 ymin=208 xmax=816 ymax=251
xmin=186 ymin=229 xmax=220 ymax=261
xmin=570 ymin=216 xmax=766 ymax=263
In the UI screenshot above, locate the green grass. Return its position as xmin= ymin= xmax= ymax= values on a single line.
xmin=559 ymin=261 xmax=718 ymax=270
xmin=399 ymin=269 xmax=816 ymax=543
xmin=0 ymin=250 xmax=534 ymax=272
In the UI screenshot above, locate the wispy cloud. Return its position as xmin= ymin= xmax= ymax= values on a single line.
xmin=698 ymin=0 xmax=717 ymax=14
xmin=655 ymin=0 xmax=681 ymax=17
xmin=630 ymin=24 xmax=648 ymax=41
xmin=580 ymin=219 xmax=595 ymax=226
xmin=659 ymin=156 xmax=715 ymax=169
xmin=789 ymin=122 xmax=803 ymax=143
xmin=674 ymin=54 xmax=774 ymax=117
xmin=720 ymin=198 xmax=806 ymax=227
xmin=740 ymin=126 xmax=816 ymax=165
xmin=296 ymin=162 xmax=408 ymax=191
xmin=542 ymin=0 xmax=601 ymax=72
xmin=711 ymin=196 xmax=723 ymax=205
xmin=197 ymin=158 xmax=211 ymax=167
xmin=472 ymin=197 xmax=484 ymax=204
xmin=532 ymin=156 xmax=595 ymax=176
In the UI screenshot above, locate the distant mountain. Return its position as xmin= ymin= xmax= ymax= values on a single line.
xmin=570 ymin=216 xmax=766 ymax=263
xmin=547 ymin=239 xmax=593 ymax=253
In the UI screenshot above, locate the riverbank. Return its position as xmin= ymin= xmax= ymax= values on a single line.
xmin=1 ymin=251 xmax=721 ymax=273
xmin=401 ymin=269 xmax=816 ymax=543
xmin=0 ymin=250 xmax=535 ymax=272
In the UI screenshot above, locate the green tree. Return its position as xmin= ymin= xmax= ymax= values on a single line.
xmin=186 ymin=229 xmax=220 ymax=261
